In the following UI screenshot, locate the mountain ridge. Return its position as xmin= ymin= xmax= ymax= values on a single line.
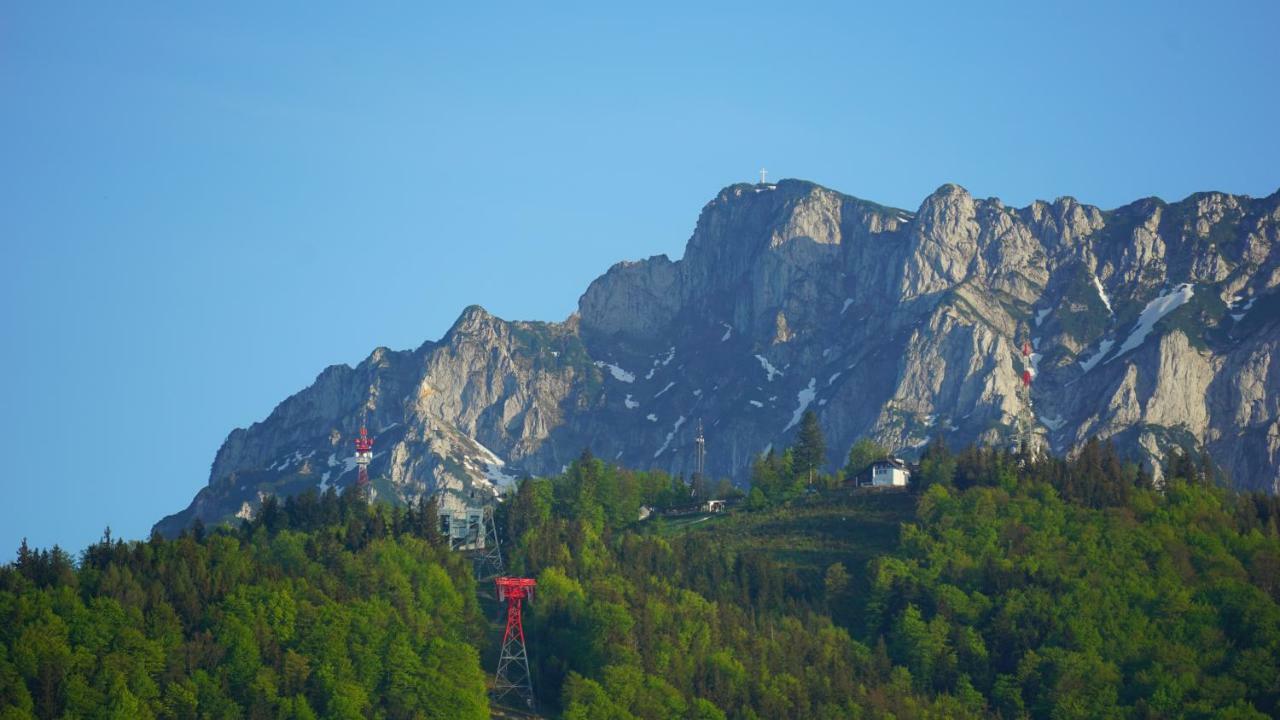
xmin=155 ymin=178 xmax=1280 ymax=536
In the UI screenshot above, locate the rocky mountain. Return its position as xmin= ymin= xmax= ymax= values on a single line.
xmin=155 ymin=179 xmax=1280 ymax=535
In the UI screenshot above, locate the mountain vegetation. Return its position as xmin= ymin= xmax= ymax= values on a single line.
xmin=5 ymin=427 xmax=1280 ymax=718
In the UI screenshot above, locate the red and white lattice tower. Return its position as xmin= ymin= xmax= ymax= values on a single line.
xmin=493 ymin=576 xmax=537 ymax=709
xmin=1017 ymin=338 xmax=1036 ymax=456
xmin=353 ymin=424 xmax=374 ymax=494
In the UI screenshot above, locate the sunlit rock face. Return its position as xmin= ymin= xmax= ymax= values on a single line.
xmin=155 ymin=179 xmax=1280 ymax=535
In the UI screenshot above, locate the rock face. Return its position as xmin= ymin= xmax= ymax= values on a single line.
xmin=155 ymin=179 xmax=1280 ymax=535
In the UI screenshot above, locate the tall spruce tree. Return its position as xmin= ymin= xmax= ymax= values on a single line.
xmin=793 ymin=410 xmax=826 ymax=481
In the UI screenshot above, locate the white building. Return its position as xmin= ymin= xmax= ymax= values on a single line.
xmin=868 ymin=458 xmax=911 ymax=487
xmin=439 ymin=506 xmax=487 ymax=550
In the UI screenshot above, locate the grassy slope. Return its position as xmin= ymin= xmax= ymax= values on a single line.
xmin=657 ymin=488 xmax=917 ymax=623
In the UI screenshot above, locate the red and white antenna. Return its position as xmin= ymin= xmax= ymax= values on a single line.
xmin=1015 ymin=335 xmax=1037 ymax=456
xmin=1021 ymin=339 xmax=1033 ymax=388
xmin=354 ymin=419 xmax=374 ymax=493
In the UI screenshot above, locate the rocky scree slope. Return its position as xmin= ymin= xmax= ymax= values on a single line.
xmin=155 ymin=179 xmax=1280 ymax=535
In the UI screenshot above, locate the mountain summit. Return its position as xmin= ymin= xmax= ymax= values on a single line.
xmin=155 ymin=179 xmax=1280 ymax=535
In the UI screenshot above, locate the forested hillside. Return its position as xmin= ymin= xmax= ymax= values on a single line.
xmin=503 ymin=436 xmax=1280 ymax=718
xmin=5 ymin=431 xmax=1280 ymax=718
xmin=0 ymin=494 xmax=490 ymax=719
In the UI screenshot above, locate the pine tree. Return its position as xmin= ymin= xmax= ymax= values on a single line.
xmin=793 ymin=410 xmax=826 ymax=481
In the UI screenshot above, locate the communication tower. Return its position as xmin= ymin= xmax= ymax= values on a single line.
xmin=494 ymin=577 xmax=538 ymax=709
xmin=1015 ymin=338 xmax=1036 ymax=457
xmin=353 ymin=423 xmax=374 ymax=497
xmin=692 ymin=420 xmax=706 ymax=497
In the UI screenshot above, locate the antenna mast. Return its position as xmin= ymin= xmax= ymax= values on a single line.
xmin=692 ymin=420 xmax=706 ymax=497
xmin=353 ymin=415 xmax=374 ymax=498
xmin=1016 ymin=337 xmax=1036 ymax=458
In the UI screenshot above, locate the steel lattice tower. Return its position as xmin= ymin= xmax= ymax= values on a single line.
xmin=473 ymin=505 xmax=505 ymax=580
xmin=692 ymin=420 xmax=706 ymax=498
xmin=1016 ymin=339 xmax=1036 ymax=458
xmin=353 ymin=424 xmax=374 ymax=497
xmin=494 ymin=577 xmax=537 ymax=709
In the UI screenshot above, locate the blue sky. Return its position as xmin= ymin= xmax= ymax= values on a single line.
xmin=3 ymin=2 xmax=1278 ymax=554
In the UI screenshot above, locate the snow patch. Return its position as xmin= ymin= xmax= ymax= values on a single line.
xmin=1078 ymin=339 xmax=1115 ymax=373
xmin=1026 ymin=352 xmax=1042 ymax=379
xmin=841 ymin=298 xmax=854 ymax=314
xmin=624 ymin=394 xmax=640 ymax=409
xmin=318 ymin=472 xmax=332 ymax=494
xmin=692 ymin=389 xmax=702 ymax=396
xmin=749 ymin=400 xmax=764 ymax=408
xmin=341 ymin=455 xmax=359 ymax=475
xmin=1230 ymin=296 xmax=1256 ymax=322
xmin=755 ymin=354 xmax=784 ymax=381
xmin=594 ymin=361 xmax=636 ymax=383
xmin=473 ymin=439 xmax=519 ymax=489
xmin=273 ymin=449 xmax=306 ymax=472
xmin=646 ymin=413 xmax=658 ymax=422
xmin=1108 ymin=283 xmax=1194 ymax=362
xmin=783 ymin=378 xmax=818 ymax=431
xmin=828 ymin=372 xmax=841 ymax=386
xmin=654 ymin=381 xmax=676 ymax=398
xmin=1035 ymin=308 xmax=1051 ymax=326
xmin=1091 ymin=273 xmax=1114 ymax=315
xmin=1039 ymin=415 xmax=1067 ymax=431
xmin=720 ymin=323 xmax=733 ymax=342
xmin=654 ymin=416 xmax=687 ymax=457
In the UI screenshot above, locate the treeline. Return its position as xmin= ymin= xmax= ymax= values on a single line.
xmin=1 ymin=490 xmax=489 ymax=719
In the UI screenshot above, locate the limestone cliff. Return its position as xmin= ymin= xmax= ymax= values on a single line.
xmin=155 ymin=179 xmax=1280 ymax=535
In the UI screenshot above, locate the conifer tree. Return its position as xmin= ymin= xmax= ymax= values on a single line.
xmin=793 ymin=410 xmax=826 ymax=481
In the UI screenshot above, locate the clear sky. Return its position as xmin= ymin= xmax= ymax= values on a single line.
xmin=3 ymin=2 xmax=1278 ymax=555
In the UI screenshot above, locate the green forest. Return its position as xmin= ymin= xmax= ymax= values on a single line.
xmin=4 ymin=419 xmax=1280 ymax=718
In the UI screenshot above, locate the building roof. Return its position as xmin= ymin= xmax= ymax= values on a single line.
xmin=872 ymin=457 xmax=910 ymax=472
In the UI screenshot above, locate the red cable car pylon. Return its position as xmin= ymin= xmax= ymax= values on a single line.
xmin=493 ymin=576 xmax=537 ymax=709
